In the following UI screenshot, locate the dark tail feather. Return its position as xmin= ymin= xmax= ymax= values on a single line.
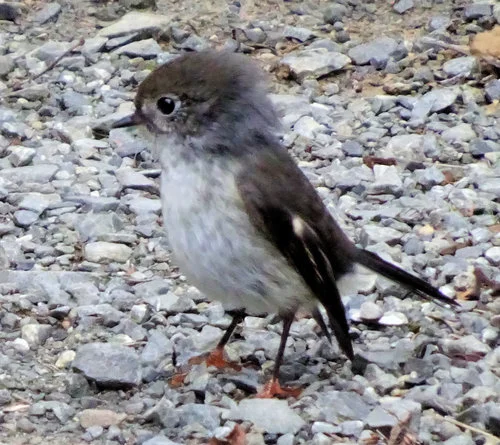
xmin=311 ymin=307 xmax=332 ymax=343
xmin=353 ymin=248 xmax=459 ymax=307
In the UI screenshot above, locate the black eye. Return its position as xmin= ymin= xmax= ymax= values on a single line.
xmin=156 ymin=97 xmax=176 ymax=115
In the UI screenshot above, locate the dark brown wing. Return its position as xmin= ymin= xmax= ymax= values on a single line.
xmin=237 ymin=146 xmax=355 ymax=359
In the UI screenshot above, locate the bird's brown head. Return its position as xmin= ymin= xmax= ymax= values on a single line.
xmin=114 ymin=51 xmax=279 ymax=141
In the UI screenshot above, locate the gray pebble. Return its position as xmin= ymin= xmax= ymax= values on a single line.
xmin=72 ymin=343 xmax=142 ymax=388
xmin=348 ymin=37 xmax=398 ymax=66
xmin=227 ymin=399 xmax=305 ymax=434
xmin=323 ymin=4 xmax=348 ymax=24
xmin=442 ymin=57 xmax=477 ymax=78
xmin=21 ymin=323 xmax=52 ymax=347
xmin=393 ymin=0 xmax=414 ymax=14
xmin=464 ymin=3 xmax=492 ymax=20
xmin=84 ymin=241 xmax=132 ymax=263
xmin=114 ymin=39 xmax=162 ymax=59
xmin=281 ymin=48 xmax=350 ymax=83
xmin=34 ymin=2 xmax=61 ymax=24
xmin=0 ymin=55 xmax=14 ymax=77
xmin=485 ymin=79 xmax=500 ymax=102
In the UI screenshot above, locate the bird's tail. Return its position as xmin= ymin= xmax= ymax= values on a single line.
xmin=352 ymin=248 xmax=458 ymax=306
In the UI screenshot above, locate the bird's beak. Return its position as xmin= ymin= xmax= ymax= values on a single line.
xmin=112 ymin=111 xmax=143 ymax=129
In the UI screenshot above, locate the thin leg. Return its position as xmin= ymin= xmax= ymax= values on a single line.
xmin=257 ymin=314 xmax=301 ymax=398
xmin=188 ymin=310 xmax=245 ymax=370
xmin=170 ymin=310 xmax=245 ymax=387
xmin=217 ymin=310 xmax=245 ymax=348
xmin=273 ymin=315 xmax=293 ymax=381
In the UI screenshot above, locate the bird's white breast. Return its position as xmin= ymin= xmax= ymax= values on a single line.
xmin=156 ymin=136 xmax=313 ymax=315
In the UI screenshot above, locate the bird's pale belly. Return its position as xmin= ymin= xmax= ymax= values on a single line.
xmin=159 ymin=158 xmax=313 ymax=315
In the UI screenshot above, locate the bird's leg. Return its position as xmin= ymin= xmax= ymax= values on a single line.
xmin=188 ymin=310 xmax=245 ymax=370
xmin=256 ymin=314 xmax=302 ymax=398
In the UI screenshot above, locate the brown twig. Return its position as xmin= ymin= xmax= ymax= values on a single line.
xmin=437 ymin=414 xmax=500 ymax=444
xmin=31 ymin=38 xmax=85 ymax=81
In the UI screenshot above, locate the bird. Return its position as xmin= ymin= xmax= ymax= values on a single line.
xmin=113 ymin=50 xmax=457 ymax=397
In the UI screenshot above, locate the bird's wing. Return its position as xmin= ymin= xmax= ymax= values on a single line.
xmin=237 ymin=146 xmax=354 ymax=359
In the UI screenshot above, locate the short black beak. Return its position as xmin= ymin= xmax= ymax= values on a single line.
xmin=112 ymin=112 xmax=143 ymax=129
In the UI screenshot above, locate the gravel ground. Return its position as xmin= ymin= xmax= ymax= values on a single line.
xmin=0 ymin=0 xmax=499 ymax=444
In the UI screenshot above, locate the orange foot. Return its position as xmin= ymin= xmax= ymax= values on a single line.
xmin=256 ymin=378 xmax=302 ymax=398
xmin=188 ymin=346 xmax=242 ymax=371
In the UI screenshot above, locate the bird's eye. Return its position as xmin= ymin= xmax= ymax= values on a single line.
xmin=156 ymin=97 xmax=176 ymax=115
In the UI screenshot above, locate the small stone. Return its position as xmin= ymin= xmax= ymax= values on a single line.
xmin=464 ymin=3 xmax=492 ymax=20
xmin=283 ymin=26 xmax=314 ymax=42
xmin=442 ymin=335 xmax=490 ymax=357
xmin=281 ymin=48 xmax=350 ymax=82
xmin=178 ymin=403 xmax=221 ymax=431
xmin=393 ymin=0 xmax=414 ymax=14
xmin=470 ymin=138 xmax=495 ymax=157
xmin=144 ymin=290 xmax=195 ymax=313
xmin=0 ymin=389 xmax=11 ymax=406
xmin=441 ymin=124 xmax=476 ymax=143
xmin=369 ymin=165 xmax=403 ymax=195
xmin=360 ymin=225 xmax=403 ymax=246
xmin=443 ymin=57 xmax=477 ymax=78
xmin=72 ymin=343 xmax=141 ymax=388
xmin=485 ymin=246 xmax=500 ymax=265
xmin=126 ymin=196 xmax=162 ymax=215
xmin=244 ymin=28 xmax=266 ymax=44
xmin=340 ymin=420 xmax=364 ymax=437
xmin=12 ymin=338 xmax=30 ymax=353
xmin=227 ymin=399 xmax=305 ymax=434
xmin=416 ymin=166 xmax=445 ymax=189
xmin=485 ymin=79 xmax=500 ymax=102
xmin=0 ymin=164 xmax=59 ymax=183
xmin=31 ymin=41 xmax=73 ymax=64
xmin=16 ymin=418 xmax=36 ymax=433
xmin=141 ymin=330 xmax=172 ymax=365
xmin=8 ymin=146 xmax=36 ymax=167
xmin=81 ymin=37 xmax=108 ymax=54
xmin=55 ymin=350 xmax=76 ymax=369
xmin=323 ymin=4 xmax=348 ymax=24
xmin=365 ymin=406 xmax=398 ymax=428
xmin=13 ymin=210 xmax=39 ymax=228
xmin=0 ymin=55 xmax=14 ymax=77
xmin=359 ymin=302 xmax=383 ymax=322
xmin=116 ymin=168 xmax=158 ymax=192
xmin=143 ymin=435 xmax=182 ymax=445
xmin=428 ymin=15 xmax=452 ymax=31
xmin=30 ymin=401 xmax=75 ymax=423
xmin=411 ymin=88 xmax=458 ymax=120
xmin=443 ymin=436 xmax=474 ymax=445
xmin=348 ymin=37 xmax=398 ymax=66
xmin=130 ymin=304 xmax=149 ymax=323
xmin=342 ymin=140 xmax=363 ymax=157
xmin=97 ymin=12 xmax=171 ymax=38
xmin=79 ymin=409 xmax=127 ymax=428
xmin=109 ymin=127 xmax=147 ymax=157
xmin=34 ymin=2 xmax=61 ymax=23
xmin=113 ymin=39 xmax=162 ymax=59
xmin=293 ymin=116 xmax=325 ymax=139
xmin=84 ymin=242 xmax=132 ymax=263
xmin=76 ymin=213 xmax=124 ymax=243
xmin=21 ymin=324 xmax=52 ymax=347
xmin=378 ymin=311 xmax=408 ymax=326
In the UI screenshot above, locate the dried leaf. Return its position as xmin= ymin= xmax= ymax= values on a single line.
xmin=363 ymin=156 xmax=398 ymax=169
xmin=470 ymin=26 xmax=500 ymax=61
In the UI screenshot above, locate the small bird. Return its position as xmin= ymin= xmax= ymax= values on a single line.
xmin=114 ymin=51 xmax=457 ymax=397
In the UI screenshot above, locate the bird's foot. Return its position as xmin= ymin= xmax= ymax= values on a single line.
xmin=256 ymin=378 xmax=302 ymax=399
xmin=188 ymin=346 xmax=242 ymax=371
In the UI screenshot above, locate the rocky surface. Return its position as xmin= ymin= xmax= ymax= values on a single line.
xmin=0 ymin=0 xmax=499 ymax=444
